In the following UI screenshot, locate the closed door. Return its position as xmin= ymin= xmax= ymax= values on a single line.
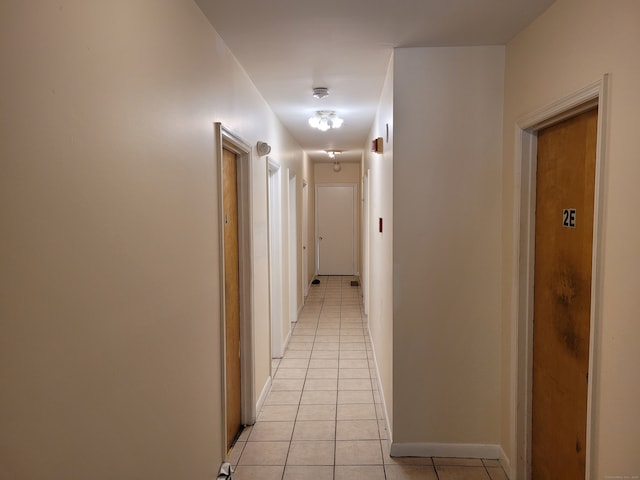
xmin=532 ymin=108 xmax=597 ymax=479
xmin=317 ymin=185 xmax=355 ymax=275
xmin=223 ymin=148 xmax=242 ymax=452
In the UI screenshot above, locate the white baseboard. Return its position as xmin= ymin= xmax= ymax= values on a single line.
xmin=498 ymin=445 xmax=512 ymax=479
xmin=304 ymin=277 xmax=313 ymax=299
xmin=389 ymin=442 xmax=502 ymax=459
xmin=283 ymin=328 xmax=291 ymax=352
xmin=366 ymin=323 xmax=393 ymax=445
xmin=256 ymin=375 xmax=272 ymax=416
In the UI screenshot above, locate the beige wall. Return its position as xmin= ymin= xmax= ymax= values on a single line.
xmin=501 ymin=0 xmax=640 ymax=477
xmin=0 ymin=1 xmax=307 ymax=478
xmin=363 ymin=55 xmax=395 ymax=438
xmin=392 ymin=47 xmax=505 ymax=451
xmin=314 ymin=161 xmax=361 ymax=184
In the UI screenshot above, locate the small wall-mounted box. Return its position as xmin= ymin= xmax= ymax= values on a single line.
xmin=371 ymin=137 xmax=383 ymax=154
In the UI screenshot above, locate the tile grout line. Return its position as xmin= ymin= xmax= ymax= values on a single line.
xmin=239 ymin=277 xmax=380 ymax=478
xmin=282 ymin=280 xmax=325 ymax=478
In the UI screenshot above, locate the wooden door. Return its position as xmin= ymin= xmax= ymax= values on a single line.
xmin=532 ymin=108 xmax=598 ymax=479
xmin=223 ymin=148 xmax=242 ymax=452
xmin=317 ymin=185 xmax=355 ymax=275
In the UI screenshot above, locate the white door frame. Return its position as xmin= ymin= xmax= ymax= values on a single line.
xmin=268 ymin=158 xmax=285 ymax=358
xmin=214 ymin=123 xmax=256 ymax=454
xmin=510 ymin=76 xmax=609 ymax=480
xmin=315 ymin=183 xmax=358 ymax=276
xmin=363 ymin=170 xmax=371 ymax=316
xmin=288 ymin=173 xmax=298 ymax=322
xmin=302 ymin=180 xmax=309 ymax=298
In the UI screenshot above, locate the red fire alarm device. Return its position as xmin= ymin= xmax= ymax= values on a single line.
xmin=379 ymin=217 xmax=383 ymax=233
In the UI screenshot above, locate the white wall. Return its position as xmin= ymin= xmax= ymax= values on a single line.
xmin=363 ymin=55 xmax=395 ymax=441
xmin=0 ymin=1 xmax=307 ymax=478
xmin=392 ymin=47 xmax=504 ymax=453
xmin=501 ymin=0 xmax=640 ymax=477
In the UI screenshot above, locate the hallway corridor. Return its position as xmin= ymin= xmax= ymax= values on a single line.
xmin=228 ymin=276 xmax=508 ymax=480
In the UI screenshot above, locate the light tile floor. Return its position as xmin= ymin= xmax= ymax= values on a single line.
xmin=228 ymin=276 xmax=509 ymax=480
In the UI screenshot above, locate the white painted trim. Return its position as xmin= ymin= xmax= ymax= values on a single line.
xmin=499 ymin=445 xmax=512 ymax=478
xmin=267 ymin=158 xmax=285 ymax=358
xmin=366 ymin=323 xmax=392 ymax=445
xmin=214 ymin=123 xmax=256 ymax=455
xmin=301 ymin=180 xmax=310 ymax=299
xmin=511 ymin=75 xmax=609 ymax=480
xmin=585 ymin=76 xmax=609 ymax=480
xmin=363 ymin=170 xmax=371 ymax=316
xmin=288 ymin=173 xmax=298 ymax=323
xmin=389 ymin=442 xmax=502 ymax=459
xmin=282 ymin=328 xmax=291 ymax=353
xmin=305 ymin=278 xmax=316 ymax=298
xmin=255 ymin=376 xmax=272 ymax=416
xmin=267 ymin=158 xmax=281 ymax=171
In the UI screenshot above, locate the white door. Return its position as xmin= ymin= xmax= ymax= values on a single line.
xmin=316 ymin=185 xmax=356 ymax=275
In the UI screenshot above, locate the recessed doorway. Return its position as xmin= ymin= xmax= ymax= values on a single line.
xmin=512 ymin=78 xmax=608 ymax=480
xmin=215 ymin=124 xmax=256 ymax=455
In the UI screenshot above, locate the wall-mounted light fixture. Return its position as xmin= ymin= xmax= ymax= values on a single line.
xmin=308 ymin=111 xmax=343 ymax=131
xmin=325 ymin=150 xmax=342 ymax=159
xmin=256 ymin=141 xmax=271 ymax=156
xmin=332 ymin=162 xmax=342 ymax=172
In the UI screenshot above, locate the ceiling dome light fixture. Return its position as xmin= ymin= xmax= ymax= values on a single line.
xmin=326 ymin=150 xmax=342 ymax=159
xmin=308 ymin=111 xmax=343 ymax=131
xmin=312 ymin=87 xmax=329 ymax=99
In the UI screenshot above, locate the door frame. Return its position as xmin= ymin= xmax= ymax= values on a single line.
xmin=215 ymin=123 xmax=256 ymax=455
xmin=315 ymin=183 xmax=359 ymax=276
xmin=302 ymin=180 xmax=309 ymax=298
xmin=363 ymin=170 xmax=371 ymax=316
xmin=288 ymin=172 xmax=298 ymax=322
xmin=510 ymin=76 xmax=609 ymax=480
xmin=267 ymin=158 xmax=285 ymax=358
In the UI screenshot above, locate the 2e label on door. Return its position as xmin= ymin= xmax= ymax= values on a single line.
xmin=562 ymin=208 xmax=577 ymax=228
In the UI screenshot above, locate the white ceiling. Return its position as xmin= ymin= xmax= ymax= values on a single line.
xmin=195 ymin=0 xmax=554 ymax=163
